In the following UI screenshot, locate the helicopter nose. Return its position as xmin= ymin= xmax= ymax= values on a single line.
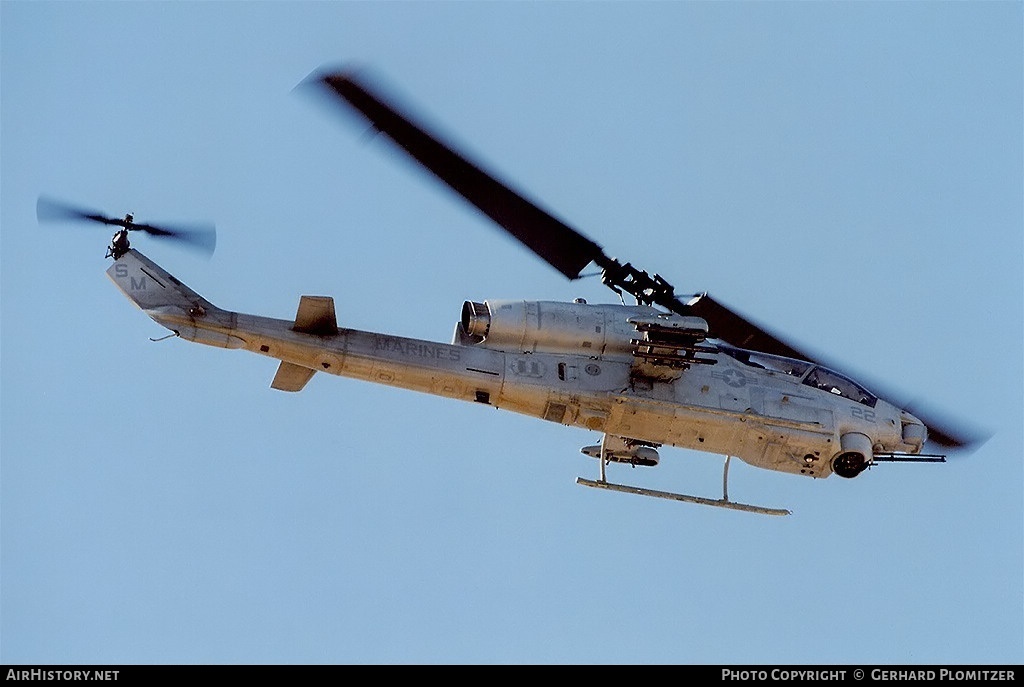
xmin=901 ymin=417 xmax=928 ymax=452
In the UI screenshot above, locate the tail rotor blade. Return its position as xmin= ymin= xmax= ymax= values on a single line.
xmin=37 ymin=196 xmax=121 ymax=227
xmin=133 ymin=221 xmax=217 ymax=256
xmin=37 ymin=194 xmax=216 ymax=257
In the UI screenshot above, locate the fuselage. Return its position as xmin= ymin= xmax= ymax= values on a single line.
xmin=109 ymin=249 xmax=927 ymax=480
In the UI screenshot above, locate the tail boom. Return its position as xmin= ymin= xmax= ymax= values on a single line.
xmin=107 ymin=249 xmax=509 ymax=404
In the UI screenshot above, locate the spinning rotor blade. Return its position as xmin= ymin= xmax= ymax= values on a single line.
xmin=315 ymin=70 xmax=606 ymax=280
xmin=37 ymin=195 xmax=216 ymax=256
xmin=902 ymin=403 xmax=989 ymax=450
xmin=313 ymin=71 xmax=715 ymax=320
xmin=37 ymin=195 xmax=123 ymax=226
xmin=313 ymin=72 xmax=697 ymax=322
xmin=685 ymin=293 xmax=814 ymax=362
xmin=129 ymin=220 xmax=218 ymax=255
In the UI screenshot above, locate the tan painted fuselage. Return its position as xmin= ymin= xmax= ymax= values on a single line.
xmin=109 ymin=249 xmax=926 ymax=481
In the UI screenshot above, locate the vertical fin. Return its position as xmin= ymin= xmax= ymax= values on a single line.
xmin=106 ymin=249 xmax=218 ymax=315
xmin=293 ymin=296 xmax=338 ymax=335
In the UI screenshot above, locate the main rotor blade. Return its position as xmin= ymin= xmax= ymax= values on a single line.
xmin=315 ymin=69 xmax=606 ymax=280
xmin=901 ymin=402 xmax=989 ymax=450
xmin=684 ymin=293 xmax=815 ymax=362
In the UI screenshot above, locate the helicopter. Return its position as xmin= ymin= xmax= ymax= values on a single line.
xmin=37 ymin=68 xmax=984 ymax=516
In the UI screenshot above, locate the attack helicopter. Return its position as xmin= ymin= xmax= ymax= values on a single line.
xmin=37 ymin=68 xmax=984 ymax=516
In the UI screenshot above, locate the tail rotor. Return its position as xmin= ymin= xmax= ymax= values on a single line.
xmin=37 ymin=195 xmax=217 ymax=259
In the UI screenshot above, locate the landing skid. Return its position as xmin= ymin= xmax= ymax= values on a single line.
xmin=576 ymin=477 xmax=791 ymax=516
xmin=578 ymin=446 xmax=791 ymax=516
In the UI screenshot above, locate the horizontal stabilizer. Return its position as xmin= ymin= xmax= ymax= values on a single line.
xmin=271 ymin=361 xmax=316 ymax=392
xmin=293 ymin=296 xmax=338 ymax=335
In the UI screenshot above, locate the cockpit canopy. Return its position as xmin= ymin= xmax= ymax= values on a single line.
xmin=719 ymin=345 xmax=878 ymax=408
xmin=802 ymin=366 xmax=877 ymax=407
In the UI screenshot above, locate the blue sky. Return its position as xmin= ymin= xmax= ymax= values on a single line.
xmin=2 ymin=1 xmax=1021 ymax=665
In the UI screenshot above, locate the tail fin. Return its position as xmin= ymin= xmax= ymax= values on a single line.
xmin=107 ymin=249 xmax=242 ymax=349
xmin=107 ymin=249 xmax=214 ymax=313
